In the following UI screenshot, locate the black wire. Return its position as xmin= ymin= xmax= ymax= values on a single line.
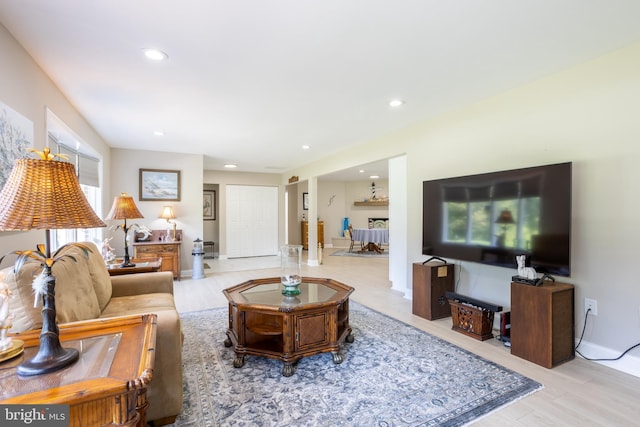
xmin=575 ymin=307 xmax=640 ymax=361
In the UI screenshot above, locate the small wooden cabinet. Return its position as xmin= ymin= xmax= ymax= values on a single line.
xmin=510 ymin=281 xmax=575 ymax=368
xmin=133 ymin=242 xmax=181 ymax=280
xmin=301 ymin=221 xmax=324 ymax=250
xmin=412 ymin=262 xmax=455 ymax=320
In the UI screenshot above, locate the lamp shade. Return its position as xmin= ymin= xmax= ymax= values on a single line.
xmin=105 ymin=193 xmax=144 ymax=220
xmin=159 ymin=206 xmax=176 ymax=220
xmin=0 ymin=150 xmax=105 ymax=376
xmin=0 ymin=157 xmax=106 ymax=231
xmin=495 ymin=209 xmax=515 ymax=224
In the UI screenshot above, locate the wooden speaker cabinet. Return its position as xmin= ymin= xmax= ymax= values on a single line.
xmin=412 ymin=262 xmax=455 ymax=320
xmin=510 ymin=281 xmax=575 ymax=368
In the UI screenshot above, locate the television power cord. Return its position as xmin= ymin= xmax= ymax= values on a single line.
xmin=575 ymin=308 xmax=640 ymax=361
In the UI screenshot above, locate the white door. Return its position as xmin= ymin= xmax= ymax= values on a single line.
xmin=226 ymin=185 xmax=279 ymax=257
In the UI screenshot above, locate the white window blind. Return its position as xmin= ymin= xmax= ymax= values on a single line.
xmin=49 ymin=136 xmax=100 ymax=187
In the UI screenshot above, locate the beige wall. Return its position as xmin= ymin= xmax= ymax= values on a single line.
xmin=0 ymin=24 xmax=111 ymax=257
xmin=290 ymin=42 xmax=640 ymax=376
xmin=109 ymin=148 xmax=204 ymax=271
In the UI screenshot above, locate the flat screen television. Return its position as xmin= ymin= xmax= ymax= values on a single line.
xmin=422 ymin=162 xmax=571 ymax=276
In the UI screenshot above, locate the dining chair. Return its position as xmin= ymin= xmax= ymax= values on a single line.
xmin=347 ymin=225 xmax=364 ymax=253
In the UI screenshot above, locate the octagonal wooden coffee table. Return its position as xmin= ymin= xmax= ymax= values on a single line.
xmin=223 ymin=277 xmax=354 ymax=376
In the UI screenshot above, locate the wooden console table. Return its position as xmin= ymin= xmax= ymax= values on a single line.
xmin=133 ymin=241 xmax=181 ymax=280
xmin=223 ymin=277 xmax=354 ymax=376
xmin=1 ymin=314 xmax=157 ymax=427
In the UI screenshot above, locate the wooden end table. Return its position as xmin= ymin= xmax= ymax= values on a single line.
xmin=1 ymin=314 xmax=157 ymax=427
xmin=107 ymin=258 xmax=162 ymax=276
xmin=223 ymin=277 xmax=354 ymax=377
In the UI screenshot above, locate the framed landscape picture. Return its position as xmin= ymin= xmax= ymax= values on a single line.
xmin=203 ymin=190 xmax=216 ymax=220
xmin=139 ymin=169 xmax=181 ymax=201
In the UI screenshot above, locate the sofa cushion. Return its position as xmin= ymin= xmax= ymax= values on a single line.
xmin=79 ymin=241 xmax=112 ymax=310
xmin=100 ymin=293 xmax=176 ymax=318
xmin=47 ymin=250 xmax=101 ymax=324
xmin=2 ymin=245 xmax=102 ymax=332
xmin=2 ymin=266 xmax=42 ymax=333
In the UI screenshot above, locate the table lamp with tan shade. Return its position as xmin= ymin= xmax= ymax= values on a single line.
xmin=105 ymin=192 xmax=144 ymax=267
xmin=159 ymin=205 xmax=177 ymax=241
xmin=0 ymin=148 xmax=106 ymax=376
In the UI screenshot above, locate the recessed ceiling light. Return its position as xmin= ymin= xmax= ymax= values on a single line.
xmin=370 ymin=175 xmax=380 ymax=179
xmin=153 ymin=131 xmax=165 ymax=136
xmin=359 ymin=170 xmax=365 ymax=173
xmin=389 ymin=99 xmax=404 ymax=108
xmin=302 ymin=145 xmax=311 ymax=150
xmin=143 ymin=48 xmax=168 ymax=61
xmin=224 ymin=164 xmax=238 ymax=169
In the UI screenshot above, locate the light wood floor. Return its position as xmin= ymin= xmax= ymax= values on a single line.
xmin=173 ymin=249 xmax=640 ymax=426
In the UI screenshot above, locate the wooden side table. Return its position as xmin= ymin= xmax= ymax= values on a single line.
xmin=1 ymin=314 xmax=157 ymax=427
xmin=107 ymin=258 xmax=162 ymax=276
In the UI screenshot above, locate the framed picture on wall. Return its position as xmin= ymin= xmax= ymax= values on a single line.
xmin=139 ymin=169 xmax=181 ymax=201
xmin=0 ymin=100 xmax=33 ymax=190
xmin=303 ymin=192 xmax=309 ymax=210
xmin=203 ymin=190 xmax=216 ymax=220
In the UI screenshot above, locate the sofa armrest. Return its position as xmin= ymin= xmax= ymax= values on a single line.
xmin=110 ymin=271 xmax=174 ymax=297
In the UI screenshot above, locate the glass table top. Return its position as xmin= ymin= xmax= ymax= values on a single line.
xmin=238 ymin=282 xmax=338 ymax=307
xmin=0 ymin=333 xmax=121 ymax=399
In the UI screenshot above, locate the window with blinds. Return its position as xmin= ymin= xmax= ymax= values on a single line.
xmin=47 ymin=112 xmax=103 ymax=249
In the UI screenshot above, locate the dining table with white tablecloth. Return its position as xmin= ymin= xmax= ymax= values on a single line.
xmin=352 ymin=228 xmax=389 ymax=253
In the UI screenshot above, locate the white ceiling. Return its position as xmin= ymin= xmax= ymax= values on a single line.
xmin=2 ymin=1 xmax=640 ymax=181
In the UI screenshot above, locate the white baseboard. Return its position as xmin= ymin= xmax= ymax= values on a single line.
xmin=576 ymin=339 xmax=640 ymax=378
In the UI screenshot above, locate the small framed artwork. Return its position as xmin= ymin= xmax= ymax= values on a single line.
xmin=139 ymin=169 xmax=181 ymax=201
xmin=203 ymin=190 xmax=216 ymax=220
xmin=303 ymin=192 xmax=309 ymax=210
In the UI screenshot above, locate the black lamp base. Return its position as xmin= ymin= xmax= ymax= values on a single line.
xmin=120 ymin=260 xmax=136 ymax=268
xmin=17 ymin=347 xmax=79 ymax=376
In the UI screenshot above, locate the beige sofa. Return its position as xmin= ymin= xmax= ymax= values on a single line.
xmin=2 ymin=241 xmax=182 ymax=425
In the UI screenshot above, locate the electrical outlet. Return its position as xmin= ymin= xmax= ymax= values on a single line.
xmin=585 ymin=298 xmax=598 ymax=316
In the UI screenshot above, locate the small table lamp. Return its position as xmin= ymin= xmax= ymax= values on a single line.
xmin=495 ymin=209 xmax=515 ymax=247
xmin=160 ymin=206 xmax=177 ymax=241
xmin=105 ymin=193 xmax=144 ymax=267
xmin=0 ymin=148 xmax=106 ymax=375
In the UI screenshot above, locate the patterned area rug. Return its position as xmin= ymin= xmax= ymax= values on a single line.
xmin=330 ymin=249 xmax=388 ymax=258
xmin=170 ymin=303 xmax=541 ymax=426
